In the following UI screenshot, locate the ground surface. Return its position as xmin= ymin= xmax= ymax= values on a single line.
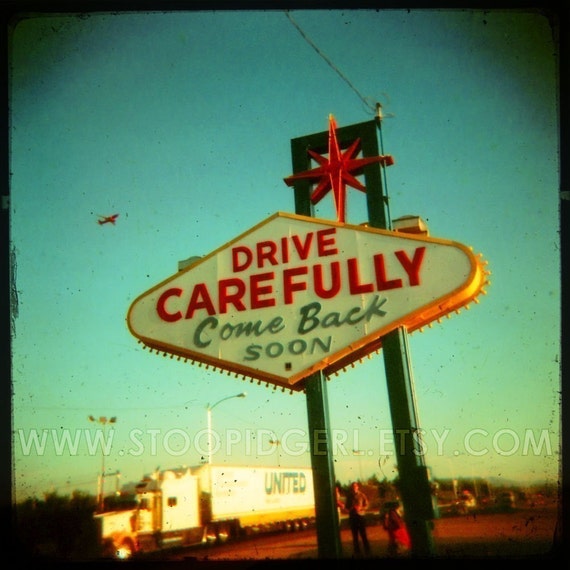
xmin=159 ymin=504 xmax=561 ymax=562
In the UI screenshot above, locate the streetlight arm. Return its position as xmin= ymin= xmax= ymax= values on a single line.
xmin=207 ymin=392 xmax=247 ymax=411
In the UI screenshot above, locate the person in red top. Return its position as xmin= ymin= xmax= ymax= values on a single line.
xmin=343 ymin=481 xmax=371 ymax=556
xmin=382 ymin=500 xmax=411 ymax=556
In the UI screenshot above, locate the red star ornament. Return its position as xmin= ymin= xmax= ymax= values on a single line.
xmin=284 ymin=115 xmax=394 ymax=223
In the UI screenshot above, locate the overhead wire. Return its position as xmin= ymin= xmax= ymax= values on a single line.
xmin=284 ymin=10 xmax=376 ymax=115
xmin=284 ymin=10 xmax=393 ymax=226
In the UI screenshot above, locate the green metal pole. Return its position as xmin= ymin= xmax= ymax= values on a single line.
xmin=290 ymin=134 xmax=342 ymax=559
xmin=363 ymin=119 xmax=436 ymax=557
xmin=305 ymin=372 xmax=343 ymax=558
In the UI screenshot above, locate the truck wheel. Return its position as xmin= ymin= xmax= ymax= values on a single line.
xmin=115 ymin=539 xmax=135 ymax=560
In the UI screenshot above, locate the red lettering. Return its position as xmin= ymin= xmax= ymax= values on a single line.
xmin=316 ymin=228 xmax=338 ymax=256
xmin=313 ymin=262 xmax=341 ymax=299
xmin=283 ymin=266 xmax=308 ymax=304
xmin=232 ymin=246 xmax=252 ymax=272
xmin=395 ymin=247 xmax=425 ymax=286
xmin=373 ymin=253 xmax=403 ymax=291
xmin=347 ymin=258 xmax=374 ymax=294
xmin=250 ymin=272 xmax=276 ymax=309
xmin=156 ymin=245 xmax=426 ymax=322
xmin=218 ymin=278 xmax=247 ymax=313
xmin=291 ymin=233 xmax=314 ymax=260
xmin=256 ymin=241 xmax=278 ymax=268
xmin=281 ymin=236 xmax=290 ymax=264
xmin=185 ymin=284 xmax=216 ymax=318
xmin=156 ymin=288 xmax=183 ymax=322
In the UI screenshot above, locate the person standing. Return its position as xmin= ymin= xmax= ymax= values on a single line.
xmin=344 ymin=481 xmax=371 ymax=556
xmin=382 ymin=500 xmax=411 ymax=556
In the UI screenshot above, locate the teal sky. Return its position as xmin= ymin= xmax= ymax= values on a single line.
xmin=9 ymin=8 xmax=560 ymax=502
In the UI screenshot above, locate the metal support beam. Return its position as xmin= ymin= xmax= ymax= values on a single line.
xmin=364 ymin=118 xmax=436 ymax=557
xmin=305 ymin=372 xmax=343 ymax=558
xmin=382 ymin=328 xmax=436 ymax=556
xmin=290 ymin=132 xmax=342 ymax=559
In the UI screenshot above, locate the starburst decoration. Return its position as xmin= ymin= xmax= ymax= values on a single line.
xmin=284 ymin=115 xmax=394 ymax=223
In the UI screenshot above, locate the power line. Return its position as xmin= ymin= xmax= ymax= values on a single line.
xmin=284 ymin=11 xmax=393 ymax=219
xmin=285 ymin=11 xmax=376 ymax=114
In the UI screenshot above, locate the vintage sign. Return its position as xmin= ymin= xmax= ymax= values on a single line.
xmin=127 ymin=212 xmax=489 ymax=391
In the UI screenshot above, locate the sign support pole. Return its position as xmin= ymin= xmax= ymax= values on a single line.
xmin=305 ymin=373 xmax=342 ymax=557
xmin=362 ymin=118 xmax=436 ymax=557
xmin=289 ymin=118 xmax=436 ymax=558
xmin=291 ymin=137 xmax=342 ymax=559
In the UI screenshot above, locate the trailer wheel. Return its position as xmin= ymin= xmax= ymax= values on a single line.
xmin=217 ymin=523 xmax=230 ymax=543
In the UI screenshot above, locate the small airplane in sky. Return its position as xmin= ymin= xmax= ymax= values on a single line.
xmin=97 ymin=213 xmax=119 ymax=225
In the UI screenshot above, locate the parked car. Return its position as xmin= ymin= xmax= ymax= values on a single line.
xmin=496 ymin=491 xmax=516 ymax=510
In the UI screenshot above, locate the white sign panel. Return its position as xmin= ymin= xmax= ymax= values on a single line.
xmin=127 ymin=212 xmax=488 ymax=390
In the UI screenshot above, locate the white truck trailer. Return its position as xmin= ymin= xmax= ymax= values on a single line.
xmin=95 ymin=464 xmax=315 ymax=559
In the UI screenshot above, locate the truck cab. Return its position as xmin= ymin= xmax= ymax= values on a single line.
xmin=133 ymin=469 xmax=203 ymax=552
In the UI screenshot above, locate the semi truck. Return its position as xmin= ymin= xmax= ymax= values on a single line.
xmin=95 ymin=464 xmax=315 ymax=559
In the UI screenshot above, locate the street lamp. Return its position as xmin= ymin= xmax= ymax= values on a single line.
xmin=206 ymin=393 xmax=246 ymax=464
xmin=88 ymin=415 xmax=117 ymax=511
